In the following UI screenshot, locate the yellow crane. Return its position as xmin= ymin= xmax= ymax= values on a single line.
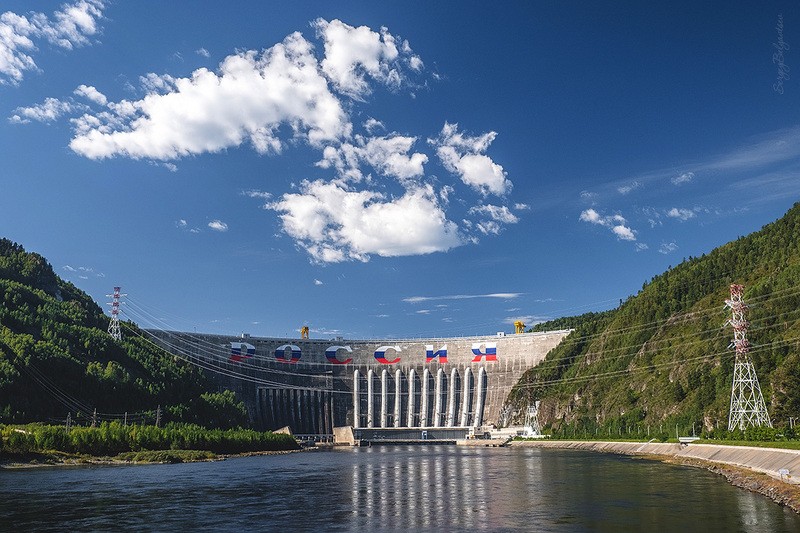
xmin=514 ymin=321 xmax=525 ymax=334
xmin=300 ymin=325 xmax=309 ymax=339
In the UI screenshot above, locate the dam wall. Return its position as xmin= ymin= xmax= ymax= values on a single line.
xmin=145 ymin=329 xmax=571 ymax=433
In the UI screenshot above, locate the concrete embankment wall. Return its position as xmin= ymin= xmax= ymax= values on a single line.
xmin=510 ymin=440 xmax=800 ymax=484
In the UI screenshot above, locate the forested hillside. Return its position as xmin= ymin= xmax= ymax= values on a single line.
xmin=514 ymin=202 xmax=800 ymax=437
xmin=0 ymin=239 xmax=247 ymax=428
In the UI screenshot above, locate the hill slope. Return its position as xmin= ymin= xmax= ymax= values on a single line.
xmin=512 ymin=202 xmax=800 ymax=436
xmin=0 ymin=239 xmax=247 ymax=428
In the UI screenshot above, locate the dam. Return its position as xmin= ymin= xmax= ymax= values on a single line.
xmin=146 ymin=329 xmax=571 ymax=436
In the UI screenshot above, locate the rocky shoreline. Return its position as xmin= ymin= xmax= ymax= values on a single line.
xmin=660 ymin=456 xmax=800 ymax=514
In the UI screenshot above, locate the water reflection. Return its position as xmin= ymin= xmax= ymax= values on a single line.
xmin=1 ymin=446 xmax=798 ymax=532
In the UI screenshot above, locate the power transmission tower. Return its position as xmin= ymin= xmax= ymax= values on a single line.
xmin=726 ymin=284 xmax=772 ymax=431
xmin=106 ymin=286 xmax=126 ymax=341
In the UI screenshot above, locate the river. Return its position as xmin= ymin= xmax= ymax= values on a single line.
xmin=2 ymin=445 xmax=798 ymax=531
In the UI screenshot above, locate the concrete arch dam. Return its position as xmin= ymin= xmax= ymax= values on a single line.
xmin=146 ymin=330 xmax=571 ymax=435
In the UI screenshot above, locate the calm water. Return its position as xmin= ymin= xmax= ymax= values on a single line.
xmin=1 ymin=446 xmax=799 ymax=532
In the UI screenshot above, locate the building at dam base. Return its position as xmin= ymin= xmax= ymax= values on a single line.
xmin=146 ymin=330 xmax=571 ymax=435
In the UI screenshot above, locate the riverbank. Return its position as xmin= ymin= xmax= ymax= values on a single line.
xmin=0 ymin=447 xmax=305 ymax=469
xmin=509 ymin=440 xmax=800 ymax=513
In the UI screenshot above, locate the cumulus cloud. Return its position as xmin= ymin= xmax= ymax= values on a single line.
xmin=69 ymin=32 xmax=355 ymax=160
xmin=363 ymin=117 xmax=385 ymax=133
xmin=612 ymin=225 xmax=636 ymax=241
xmin=8 ymin=97 xmax=78 ymax=123
xmin=667 ymin=207 xmax=695 ymax=221
xmin=0 ymin=1 xmax=105 ymax=84
xmin=431 ymin=122 xmax=511 ymax=196
xmin=269 ymin=180 xmax=462 ymax=262
xmin=468 ymin=204 xmax=519 ymax=235
xmin=65 ymin=20 xmax=425 ymax=161
xmin=317 ymin=133 xmax=428 ymax=182
xmin=579 ymin=208 xmax=637 ymax=241
xmin=208 ymin=220 xmax=228 ymax=232
xmin=74 ymin=84 xmax=107 ymax=105
xmin=14 ymin=18 xmax=517 ymax=264
xmin=313 ymin=18 xmax=419 ymax=99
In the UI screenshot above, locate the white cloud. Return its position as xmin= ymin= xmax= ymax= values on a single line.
xmin=431 ymin=122 xmax=511 ymax=196
xmin=579 ymin=208 xmax=637 ymax=241
xmin=363 ymin=117 xmax=385 ymax=133
xmin=313 ymin=18 xmax=417 ymax=99
xmin=667 ymin=207 xmax=695 ymax=221
xmin=62 ymin=265 xmax=76 ymax=272
xmin=579 ymin=208 xmax=602 ymax=224
xmin=242 ymin=189 xmax=272 ymax=200
xmin=635 ymin=243 xmax=649 ymax=252
xmin=269 ymin=180 xmax=462 ymax=262
xmin=317 ymin=133 xmax=428 ymax=182
xmin=196 ymin=47 xmax=210 ymax=58
xmin=514 ymin=203 xmax=530 ymax=210
xmin=671 ymin=171 xmax=694 ymax=185
xmin=69 ymin=31 xmax=351 ymax=160
xmin=580 ymin=190 xmax=597 ymax=201
xmin=74 ymin=84 xmax=107 ymax=105
xmin=659 ymin=241 xmax=678 ymax=254
xmin=314 ymin=279 xmax=323 ymax=286
xmin=176 ymin=219 xmax=188 ymax=228
xmin=0 ymin=1 xmax=105 ymax=84
xmin=403 ymin=293 xmax=522 ymax=303
xmin=612 ymin=225 xmax=636 ymax=241
xmin=617 ymin=181 xmax=642 ymax=195
xmin=9 ymin=97 xmax=78 ymax=123
xmin=416 ymin=309 xmax=431 ymax=314
xmin=208 ymin=220 xmax=228 ymax=232
xmin=468 ymin=204 xmax=519 ymax=235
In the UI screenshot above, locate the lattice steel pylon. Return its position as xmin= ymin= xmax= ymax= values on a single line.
xmin=725 ymin=284 xmax=772 ymax=431
xmin=106 ymin=286 xmax=126 ymax=341
xmin=522 ymin=400 xmax=541 ymax=437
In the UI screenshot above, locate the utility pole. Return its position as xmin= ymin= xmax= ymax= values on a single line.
xmin=66 ymin=412 xmax=72 ymax=433
xmin=91 ymin=408 xmax=97 ymax=428
xmin=726 ymin=284 xmax=772 ymax=431
xmin=106 ymin=287 xmax=126 ymax=341
xmin=155 ymin=405 xmax=161 ymax=428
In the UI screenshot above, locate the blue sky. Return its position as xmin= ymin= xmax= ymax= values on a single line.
xmin=1 ymin=1 xmax=798 ymax=339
